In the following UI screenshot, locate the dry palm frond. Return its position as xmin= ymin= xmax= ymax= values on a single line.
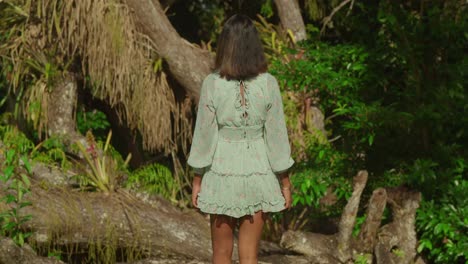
xmin=0 ymin=0 xmax=192 ymax=154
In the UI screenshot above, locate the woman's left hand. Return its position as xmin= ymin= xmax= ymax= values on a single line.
xmin=192 ymin=174 xmax=202 ymax=208
xmin=192 ymin=183 xmax=201 ymax=208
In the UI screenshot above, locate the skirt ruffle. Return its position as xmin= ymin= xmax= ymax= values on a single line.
xmin=197 ymin=169 xmax=286 ymax=218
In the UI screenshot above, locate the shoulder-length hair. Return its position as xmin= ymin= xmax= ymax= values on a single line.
xmin=214 ymin=14 xmax=268 ymax=81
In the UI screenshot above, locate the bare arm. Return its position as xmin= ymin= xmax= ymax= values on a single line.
xmin=278 ymin=172 xmax=292 ymax=188
xmin=193 ymin=174 xmax=202 ymax=184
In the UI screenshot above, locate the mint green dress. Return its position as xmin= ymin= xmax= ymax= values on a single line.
xmin=187 ymin=72 xmax=295 ymax=218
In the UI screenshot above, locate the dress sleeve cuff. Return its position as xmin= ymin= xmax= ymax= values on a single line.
xmin=192 ymin=166 xmax=205 ymax=176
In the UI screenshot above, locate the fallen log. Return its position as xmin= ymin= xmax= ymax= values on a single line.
xmin=280 ymin=171 xmax=424 ymax=264
xmin=0 ymin=169 xmax=305 ymax=263
xmin=0 ymin=236 xmax=64 ymax=264
xmin=0 ymin=182 xmax=213 ymax=262
xmin=281 ymin=170 xmax=368 ymax=263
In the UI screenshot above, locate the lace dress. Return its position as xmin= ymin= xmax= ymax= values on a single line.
xmin=187 ymin=72 xmax=295 ymax=218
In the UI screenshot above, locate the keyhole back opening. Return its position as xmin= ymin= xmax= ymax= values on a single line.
xmin=240 ymin=80 xmax=249 ymax=118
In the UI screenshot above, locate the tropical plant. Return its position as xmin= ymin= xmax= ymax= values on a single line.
xmin=74 ymin=130 xmax=131 ymax=192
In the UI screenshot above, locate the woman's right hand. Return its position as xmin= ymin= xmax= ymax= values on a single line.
xmin=192 ymin=175 xmax=202 ymax=208
xmin=278 ymin=172 xmax=292 ymax=210
xmin=281 ymin=187 xmax=292 ymax=210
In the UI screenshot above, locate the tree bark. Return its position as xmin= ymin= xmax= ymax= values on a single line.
xmin=0 ymin=182 xmax=213 ymax=261
xmin=358 ymin=188 xmax=387 ymax=253
xmin=0 ymin=236 xmax=64 ymax=264
xmin=47 ymin=73 xmax=81 ymax=142
xmin=124 ymin=0 xmax=213 ymax=100
xmin=274 ymin=0 xmax=307 ymax=42
xmin=375 ymin=187 xmax=422 ymax=264
xmin=279 ymin=172 xmax=424 ymax=264
xmin=46 ymin=73 xmax=91 ymax=157
xmin=336 ymin=170 xmax=368 ymax=262
xmin=280 ymin=231 xmax=338 ymax=263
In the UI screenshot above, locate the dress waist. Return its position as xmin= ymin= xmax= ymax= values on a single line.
xmin=218 ymin=124 xmax=263 ymax=142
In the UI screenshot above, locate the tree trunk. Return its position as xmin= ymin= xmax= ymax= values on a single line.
xmin=46 ymin=73 xmax=92 ymax=158
xmin=124 ymin=0 xmax=213 ymax=100
xmin=47 ymin=73 xmax=81 ymax=142
xmin=273 ymin=0 xmax=307 ymax=42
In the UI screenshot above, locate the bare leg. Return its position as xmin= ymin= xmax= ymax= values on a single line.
xmin=210 ymin=214 xmax=237 ymax=264
xmin=238 ymin=211 xmax=266 ymax=264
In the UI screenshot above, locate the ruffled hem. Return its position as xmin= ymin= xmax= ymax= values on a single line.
xmin=196 ymin=168 xmax=285 ymax=218
xmin=197 ymin=198 xmax=285 ymax=218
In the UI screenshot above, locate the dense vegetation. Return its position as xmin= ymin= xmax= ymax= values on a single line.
xmin=269 ymin=2 xmax=467 ymax=262
xmin=0 ymin=0 xmax=466 ymax=263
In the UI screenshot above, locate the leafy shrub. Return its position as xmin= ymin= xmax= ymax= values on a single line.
xmin=416 ymin=160 xmax=467 ymax=263
xmin=292 ymin=169 xmax=328 ymax=208
xmin=126 ymin=163 xmax=184 ymax=205
xmin=31 ymin=136 xmax=70 ymax=169
xmin=76 ymin=109 xmax=110 ymax=140
xmin=0 ymin=126 xmax=33 ymax=246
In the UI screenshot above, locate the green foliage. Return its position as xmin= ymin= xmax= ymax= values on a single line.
xmin=269 ymin=4 xmax=467 ymax=263
xmin=185 ymin=0 xmax=225 ymax=44
xmin=271 ymin=40 xmax=374 ymax=168
xmin=354 ymin=253 xmax=371 ymax=264
xmin=271 ymin=41 xmax=369 ymax=99
xmin=291 ymin=169 xmax=328 ymax=208
xmin=352 ymin=214 xmax=367 ymax=237
xmin=126 ymin=163 xmax=183 ymax=205
xmin=47 ymin=250 xmax=62 ymax=261
xmin=260 ymin=0 xmax=274 ymax=19
xmin=0 ymin=127 xmax=33 ymax=246
xmin=31 ymin=136 xmax=71 ymax=169
xmin=76 ymin=109 xmax=110 ymax=141
xmin=416 ymin=168 xmax=467 ymax=263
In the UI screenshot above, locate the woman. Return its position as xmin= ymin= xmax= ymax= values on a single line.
xmin=187 ymin=14 xmax=294 ymax=264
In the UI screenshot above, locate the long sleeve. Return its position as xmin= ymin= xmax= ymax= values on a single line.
xmin=187 ymin=74 xmax=218 ymax=175
xmin=264 ymin=74 xmax=295 ymax=174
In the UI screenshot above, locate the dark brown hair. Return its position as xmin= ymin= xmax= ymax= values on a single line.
xmin=214 ymin=14 xmax=268 ymax=80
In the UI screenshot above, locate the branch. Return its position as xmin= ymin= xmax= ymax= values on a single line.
xmin=320 ymin=0 xmax=355 ymax=35
xmin=124 ymin=0 xmax=213 ymax=100
xmin=358 ymin=188 xmax=387 ymax=252
xmin=336 ymin=170 xmax=368 ymax=262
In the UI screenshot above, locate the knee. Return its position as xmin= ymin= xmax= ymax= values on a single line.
xmin=212 ymin=247 xmax=233 ymax=264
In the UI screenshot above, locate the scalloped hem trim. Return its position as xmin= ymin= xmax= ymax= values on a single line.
xmin=197 ymin=198 xmax=285 ymax=218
